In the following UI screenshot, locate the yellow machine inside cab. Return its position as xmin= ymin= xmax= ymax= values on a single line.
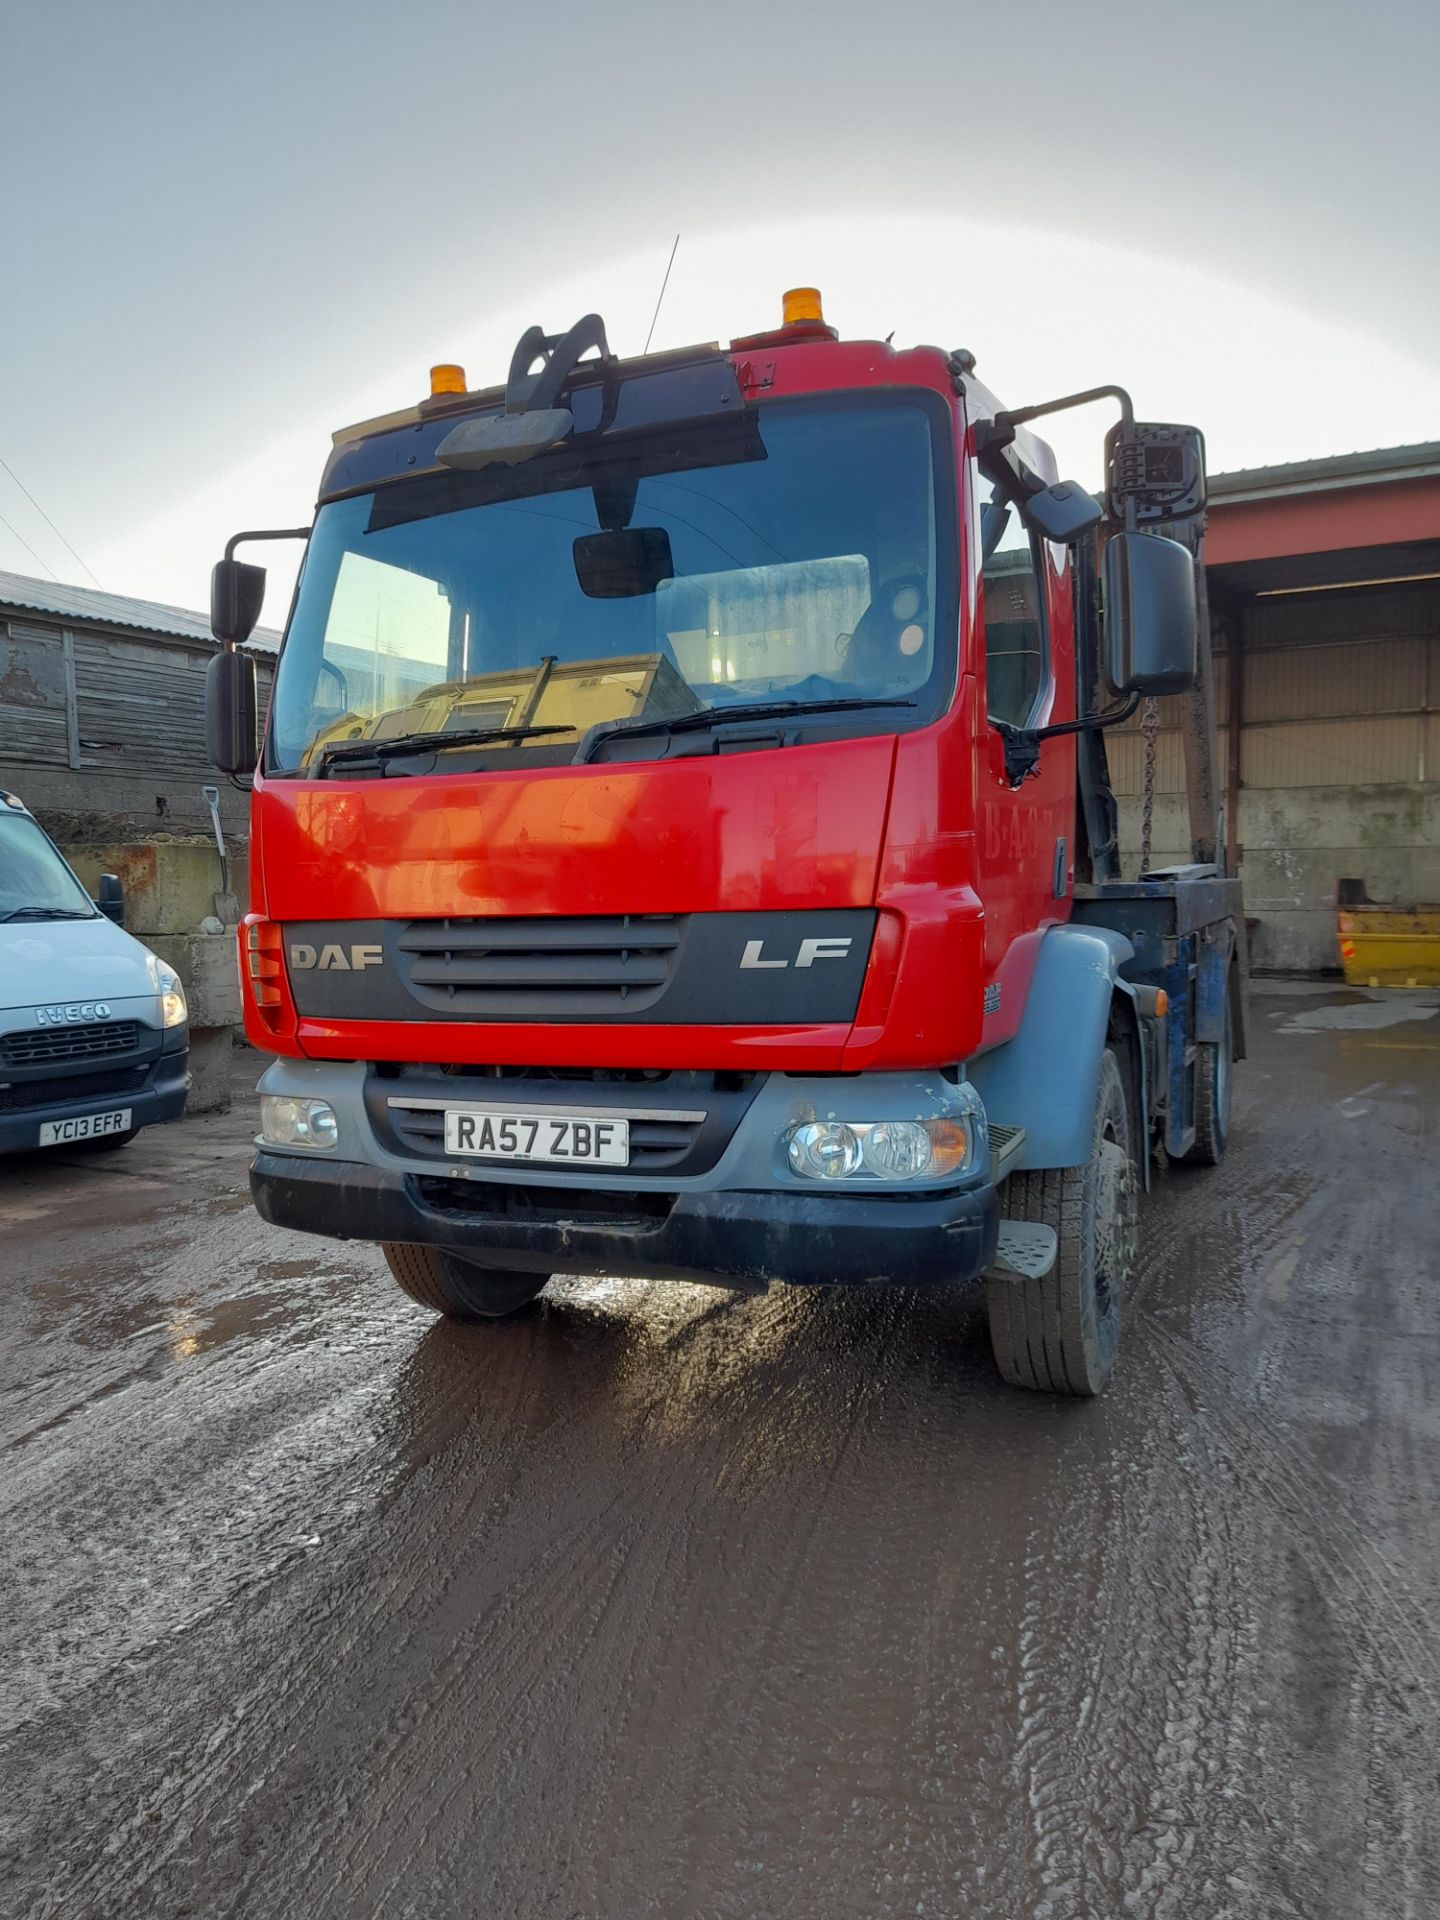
xmin=303 ymin=653 xmax=697 ymax=767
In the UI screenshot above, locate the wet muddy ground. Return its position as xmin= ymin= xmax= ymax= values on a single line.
xmin=2 ymin=981 xmax=1437 ymax=1919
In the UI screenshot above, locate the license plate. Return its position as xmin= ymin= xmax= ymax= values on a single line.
xmin=443 ymin=1108 xmax=630 ymax=1166
xmin=39 ymin=1107 xmax=132 ymax=1147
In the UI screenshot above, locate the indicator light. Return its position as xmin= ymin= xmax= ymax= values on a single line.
xmin=782 ymin=287 xmax=824 ymax=326
xmin=244 ymin=918 xmax=285 ymax=1011
xmin=430 ymin=363 xmax=466 ymax=397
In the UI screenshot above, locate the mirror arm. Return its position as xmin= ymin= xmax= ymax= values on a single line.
xmin=991 ymin=693 xmax=1141 ymax=790
xmin=1031 ymin=692 xmax=1141 ymax=743
xmin=223 ymin=526 xmax=311 ymax=564
xmin=976 ymin=387 xmax=1136 ymax=535
xmin=997 ymin=383 xmax=1135 ymax=434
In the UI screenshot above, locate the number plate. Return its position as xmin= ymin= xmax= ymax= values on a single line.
xmin=38 ymin=1107 xmax=132 ymax=1147
xmin=443 ymin=1108 xmax=630 ymax=1166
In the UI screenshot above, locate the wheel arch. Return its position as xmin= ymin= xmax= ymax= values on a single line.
xmin=969 ymin=924 xmax=1148 ymax=1178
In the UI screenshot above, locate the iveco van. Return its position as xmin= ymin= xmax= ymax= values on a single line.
xmin=0 ymin=790 xmax=189 ymax=1152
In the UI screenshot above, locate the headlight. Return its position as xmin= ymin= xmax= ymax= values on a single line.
xmin=785 ymin=1093 xmax=985 ymax=1185
xmin=260 ymin=1094 xmax=339 ymax=1150
xmin=861 ymin=1120 xmax=940 ymax=1179
xmin=159 ymin=972 xmax=187 ymax=1028
xmin=787 ymin=1121 xmax=864 ymax=1181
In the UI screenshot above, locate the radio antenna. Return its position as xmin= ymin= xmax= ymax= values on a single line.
xmin=643 ymin=234 xmax=680 ymax=354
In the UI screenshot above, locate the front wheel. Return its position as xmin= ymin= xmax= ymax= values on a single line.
xmin=382 ymin=1243 xmax=549 ymax=1320
xmin=985 ymin=1045 xmax=1138 ymax=1397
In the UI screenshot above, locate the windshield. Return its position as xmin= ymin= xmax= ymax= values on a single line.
xmin=0 ymin=812 xmax=96 ymax=918
xmin=267 ymin=396 xmax=949 ymax=773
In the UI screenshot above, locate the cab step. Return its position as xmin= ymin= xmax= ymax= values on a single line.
xmin=987 ymin=1220 xmax=1059 ymax=1282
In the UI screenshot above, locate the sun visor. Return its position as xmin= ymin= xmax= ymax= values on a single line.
xmin=320 ymin=348 xmax=752 ymax=503
xmin=436 ymin=352 xmax=748 ymax=469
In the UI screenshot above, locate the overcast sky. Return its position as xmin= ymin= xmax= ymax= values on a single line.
xmin=2 ymin=0 xmax=1438 ymax=627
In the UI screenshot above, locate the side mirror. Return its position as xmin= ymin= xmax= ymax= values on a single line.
xmin=207 ymin=647 xmax=259 ymax=775
xmin=96 ymin=873 xmax=124 ymax=925
xmin=1106 ymin=421 xmax=1206 ymax=525
xmin=1103 ymin=530 xmax=1197 ymax=697
xmin=1019 ymin=479 xmax=1103 ymax=545
xmin=211 ymin=558 xmax=267 ymax=646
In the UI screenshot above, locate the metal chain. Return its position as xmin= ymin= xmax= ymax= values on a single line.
xmin=1139 ymin=695 xmax=1160 ymax=875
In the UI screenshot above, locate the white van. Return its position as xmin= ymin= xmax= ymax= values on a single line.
xmin=0 ymin=789 xmax=189 ymax=1153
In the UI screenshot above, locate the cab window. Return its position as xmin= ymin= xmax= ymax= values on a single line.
xmin=980 ymin=479 xmax=1048 ymax=727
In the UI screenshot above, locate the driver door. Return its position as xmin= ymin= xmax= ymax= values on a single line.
xmin=972 ymin=455 xmax=1076 ymax=1045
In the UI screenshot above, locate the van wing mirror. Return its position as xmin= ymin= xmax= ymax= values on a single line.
xmin=206 ymin=648 xmax=259 ymax=775
xmin=1103 ymin=531 xmax=1197 ymax=697
xmin=211 ymin=558 xmax=267 ymax=646
xmin=96 ymin=873 xmax=124 ymax=924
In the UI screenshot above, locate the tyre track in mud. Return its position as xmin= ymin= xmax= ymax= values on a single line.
xmin=4 ymin=986 xmax=1438 ymax=1920
xmin=25 ymin=1294 xmax=714 ymax=1916
xmin=344 ymin=1292 xmax=804 ymax=1920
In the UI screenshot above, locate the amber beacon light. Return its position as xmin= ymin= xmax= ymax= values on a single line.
xmin=429 ymin=363 xmax=467 ymax=396
xmin=782 ymin=287 xmax=825 ymax=326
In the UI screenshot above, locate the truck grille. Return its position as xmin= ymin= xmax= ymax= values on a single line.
xmin=0 ymin=1021 xmax=139 ymax=1068
xmin=0 ymin=1062 xmax=149 ymax=1113
xmin=396 ymin=916 xmax=683 ymax=1019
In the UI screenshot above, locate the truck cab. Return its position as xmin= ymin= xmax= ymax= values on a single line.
xmin=0 ymin=791 xmax=190 ymax=1152
xmin=209 ymin=293 xmax=1242 ymax=1394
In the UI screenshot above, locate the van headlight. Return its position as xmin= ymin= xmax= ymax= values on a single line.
xmin=785 ymin=1089 xmax=985 ymax=1184
xmin=260 ymin=1095 xmax=340 ymax=1151
xmin=159 ymin=971 xmax=188 ymax=1028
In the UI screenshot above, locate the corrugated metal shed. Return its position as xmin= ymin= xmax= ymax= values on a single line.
xmin=1209 ymin=441 xmax=1440 ymax=504
xmin=0 ymin=569 xmax=281 ymax=652
xmin=0 ymin=570 xmax=277 ymax=837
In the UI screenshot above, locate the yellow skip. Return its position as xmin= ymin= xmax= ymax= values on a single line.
xmin=1337 ymin=905 xmax=1440 ymax=988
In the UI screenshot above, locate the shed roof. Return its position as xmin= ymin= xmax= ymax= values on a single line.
xmin=0 ymin=568 xmax=281 ymax=652
xmin=1208 ymin=441 xmax=1440 ymax=505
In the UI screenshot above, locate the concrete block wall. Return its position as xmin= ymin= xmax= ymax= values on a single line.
xmin=63 ymin=840 xmax=250 ymax=937
xmin=1119 ymin=782 xmax=1440 ymax=973
xmin=61 ymin=838 xmax=250 ymax=1112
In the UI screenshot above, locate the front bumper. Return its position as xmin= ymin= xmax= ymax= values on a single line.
xmin=252 ymin=1151 xmax=1000 ymax=1290
xmin=0 ymin=1034 xmax=189 ymax=1153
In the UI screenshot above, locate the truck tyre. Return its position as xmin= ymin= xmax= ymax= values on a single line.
xmin=985 ymin=1045 xmax=1137 ymax=1397
xmin=1183 ymin=978 xmax=1234 ymax=1167
xmin=381 ymin=1243 xmax=549 ymax=1319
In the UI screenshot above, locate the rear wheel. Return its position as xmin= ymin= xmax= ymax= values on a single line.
xmin=381 ymin=1243 xmax=549 ymax=1320
xmin=985 ymin=1045 xmax=1137 ymax=1397
xmin=1183 ymin=979 xmax=1234 ymax=1166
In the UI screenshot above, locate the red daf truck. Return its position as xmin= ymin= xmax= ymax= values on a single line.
xmin=207 ymin=290 xmax=1244 ymax=1395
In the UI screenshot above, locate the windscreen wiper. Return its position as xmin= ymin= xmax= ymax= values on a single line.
xmin=578 ymin=697 xmax=916 ymax=763
xmin=0 ymin=906 xmax=96 ymax=922
xmin=317 ymin=723 xmax=574 ymax=775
